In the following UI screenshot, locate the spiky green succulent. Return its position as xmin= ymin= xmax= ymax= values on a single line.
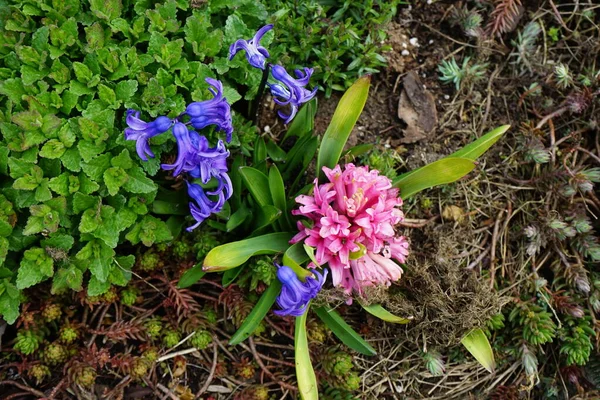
xmin=14 ymin=329 xmax=44 ymax=355
xmin=121 ymin=287 xmax=140 ymax=306
xmin=73 ymin=366 xmax=97 ymax=387
xmin=190 ymin=330 xmax=212 ymax=350
xmin=162 ymin=327 xmax=181 ymax=348
xmin=42 ymin=303 xmax=62 ymax=322
xmin=28 ymin=364 xmax=51 ymax=385
xmin=145 ymin=317 xmax=163 ymax=339
xmin=323 ymin=350 xmax=354 ymax=376
xmin=172 ymin=239 xmax=193 ymax=259
xmin=59 ymin=326 xmax=79 ymax=344
xmin=42 ymin=342 xmax=68 ymax=365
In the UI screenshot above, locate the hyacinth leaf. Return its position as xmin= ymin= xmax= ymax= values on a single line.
xmin=239 ymin=167 xmax=272 ymax=207
xmin=229 ymin=280 xmax=282 ymax=345
xmin=269 ymin=165 xmax=292 ymax=231
xmin=282 ymin=243 xmax=313 ymax=281
xmin=392 ymin=157 xmax=475 ymax=199
xmin=222 ymin=265 xmax=245 ymax=287
xmin=314 ymin=306 xmax=377 ymax=356
xmin=461 ymin=328 xmax=496 ymax=373
xmin=203 ymin=232 xmax=294 ymax=272
xmin=449 ymin=125 xmax=510 ymax=160
xmin=283 ymin=99 xmax=317 ymax=141
xmin=178 ymin=264 xmax=206 ymax=288
xmin=393 ymin=125 xmax=509 ymax=185
xmin=361 ymin=303 xmax=412 ymax=324
xmin=251 ymin=205 xmax=282 ymax=235
xmin=226 ymin=204 xmax=251 ymax=232
xmin=296 ymin=306 xmax=318 ymax=400
xmin=317 ymin=75 xmax=370 ymax=179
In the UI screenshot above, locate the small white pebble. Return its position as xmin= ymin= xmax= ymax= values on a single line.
xmin=444 ymin=94 xmax=450 ymax=100
xmin=409 ymin=38 xmax=419 ymax=47
xmin=401 ymin=49 xmax=410 ymax=56
xmin=384 ymin=143 xmax=391 ymax=149
xmin=429 ymin=39 xmax=434 ymax=44
xmin=426 ymin=0 xmax=432 ymax=4
xmin=402 ymin=42 xmax=408 ymax=49
xmin=423 ymin=85 xmax=427 ymax=90
xmin=358 ymin=126 xmax=365 ymax=131
xmin=264 ymin=125 xmax=271 ymax=133
xmin=422 ymin=73 xmax=426 ymax=78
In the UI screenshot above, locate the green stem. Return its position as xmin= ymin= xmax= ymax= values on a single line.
xmin=251 ymin=64 xmax=271 ymax=124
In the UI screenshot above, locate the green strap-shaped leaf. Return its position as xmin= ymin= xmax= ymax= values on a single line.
xmin=461 ymin=328 xmax=495 ymax=373
xmin=178 ymin=263 xmax=206 ymax=288
xmin=314 ymin=306 xmax=376 ymax=356
xmin=449 ymin=125 xmax=510 ymax=160
xmin=392 ymin=157 xmax=475 ymax=199
xmin=269 ymin=165 xmax=292 ymax=231
xmin=361 ymin=303 xmax=412 ymax=324
xmin=229 ymin=280 xmax=282 ymax=345
xmin=282 ymin=242 xmax=313 ymax=281
xmin=316 ymin=76 xmax=371 ymax=179
xmin=203 ymin=233 xmax=293 ymax=272
xmin=239 ymin=166 xmax=272 ymax=207
xmin=283 ymin=99 xmax=317 ymax=141
xmin=296 ymin=307 xmax=318 ymax=400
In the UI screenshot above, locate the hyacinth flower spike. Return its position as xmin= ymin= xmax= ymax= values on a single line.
xmin=274 ymin=264 xmax=327 ymax=317
xmin=290 ymin=164 xmax=410 ymax=296
xmin=229 ymin=24 xmax=273 ymax=70
xmin=185 ymin=78 xmax=233 ymax=143
xmin=124 ymin=110 xmax=173 ymax=160
xmin=269 ymin=65 xmax=318 ymax=124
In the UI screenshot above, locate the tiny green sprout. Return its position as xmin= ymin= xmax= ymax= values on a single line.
xmin=554 ymin=63 xmax=574 ymax=89
xmin=438 ymin=56 xmax=487 ymax=90
xmin=547 ymin=27 xmax=560 ymax=43
xmin=521 ymin=345 xmax=538 ymax=376
xmin=342 ymin=371 xmax=361 ymax=391
xmin=130 ymin=357 xmax=151 ymax=381
xmin=422 ymin=350 xmax=446 ymax=376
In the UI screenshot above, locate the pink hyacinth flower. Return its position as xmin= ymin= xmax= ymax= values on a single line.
xmin=291 ymin=164 xmax=410 ymax=296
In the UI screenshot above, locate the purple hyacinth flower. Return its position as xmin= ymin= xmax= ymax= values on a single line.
xmin=274 ymin=265 xmax=327 ymax=317
xmin=186 ymin=78 xmax=233 ymax=143
xmin=269 ymin=65 xmax=318 ymax=124
xmin=229 ymin=24 xmax=273 ymax=70
xmin=160 ymin=122 xmax=195 ymax=176
xmin=187 ymin=182 xmax=219 ymax=231
xmin=124 ymin=110 xmax=173 ymax=161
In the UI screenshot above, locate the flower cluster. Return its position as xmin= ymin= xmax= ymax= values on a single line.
xmin=274 ymin=264 xmax=327 ymax=317
xmin=124 ymin=78 xmax=233 ymax=231
xmin=229 ymin=25 xmax=317 ymax=124
xmin=291 ymin=164 xmax=409 ymax=295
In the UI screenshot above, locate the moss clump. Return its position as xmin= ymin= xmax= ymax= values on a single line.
xmin=138 ymin=250 xmax=162 ymax=272
xmin=323 ymin=350 xmax=354 ymax=376
xmin=130 ymin=357 xmax=151 ymax=380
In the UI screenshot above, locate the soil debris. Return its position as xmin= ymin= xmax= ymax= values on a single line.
xmin=397 ymin=71 xmax=438 ymax=143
